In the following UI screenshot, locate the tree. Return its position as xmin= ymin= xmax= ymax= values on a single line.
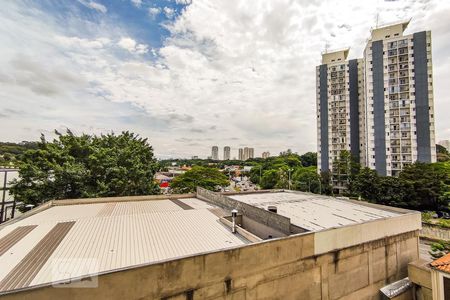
xmin=320 ymin=171 xmax=333 ymax=195
xmin=10 ymin=130 xmax=159 ymax=207
xmin=292 ymin=166 xmax=320 ymax=193
xmin=350 ymin=167 xmax=380 ymax=201
xmin=299 ymin=152 xmax=317 ymax=167
xmin=331 ymin=150 xmax=360 ymax=193
xmin=437 ymin=144 xmax=450 ymax=162
xmin=400 ymin=162 xmax=450 ymax=211
xmin=260 ymin=169 xmax=279 ymax=189
xmin=170 ymin=166 xmax=229 ymax=193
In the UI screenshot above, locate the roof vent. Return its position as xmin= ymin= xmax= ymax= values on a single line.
xmin=231 ymin=209 xmax=238 ymax=234
xmin=267 ymin=206 xmax=277 ymax=213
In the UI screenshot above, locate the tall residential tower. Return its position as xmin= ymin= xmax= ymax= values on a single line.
xmin=363 ymin=21 xmax=436 ymax=176
xmin=223 ymin=146 xmax=231 ymax=160
xmin=316 ymin=20 xmax=436 ymax=177
xmin=316 ymin=49 xmax=365 ymax=179
xmin=211 ymin=146 xmax=219 ymax=160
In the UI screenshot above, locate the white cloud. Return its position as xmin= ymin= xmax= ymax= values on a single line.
xmin=163 ymin=7 xmax=175 ymax=18
xmin=148 ymin=7 xmax=161 ymax=18
xmin=117 ymin=37 xmax=149 ymax=54
xmin=1 ymin=0 xmax=450 ymax=159
xmin=130 ymin=0 xmax=142 ymax=8
xmin=77 ymin=0 xmax=107 ymax=13
xmin=175 ymin=0 xmax=192 ymax=4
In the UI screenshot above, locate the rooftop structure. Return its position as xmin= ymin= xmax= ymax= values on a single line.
xmin=228 ymin=192 xmax=399 ymax=231
xmin=0 ymin=189 xmax=422 ymax=299
xmin=0 ymin=196 xmax=249 ymax=294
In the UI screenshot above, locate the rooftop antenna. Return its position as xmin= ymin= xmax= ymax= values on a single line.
xmin=324 ymin=41 xmax=330 ymax=54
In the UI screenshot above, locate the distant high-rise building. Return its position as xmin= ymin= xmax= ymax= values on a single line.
xmin=223 ymin=146 xmax=231 ymax=160
xmin=243 ymin=147 xmax=249 ymax=160
xmin=438 ymin=140 xmax=450 ymax=152
xmin=317 ymin=20 xmax=436 ymax=177
xmin=248 ymin=148 xmax=254 ymax=159
xmin=191 ymin=156 xmax=199 ymax=159
xmin=211 ymin=146 xmax=219 ymax=160
xmin=238 ymin=148 xmax=244 ymax=160
xmin=262 ymin=151 xmax=270 ymax=159
xmin=242 ymin=147 xmax=254 ymax=160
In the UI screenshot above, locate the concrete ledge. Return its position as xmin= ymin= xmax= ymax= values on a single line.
xmin=218 ymin=217 xmax=262 ymax=242
xmin=197 ymin=187 xmax=293 ymax=234
xmin=52 ymin=193 xmax=196 ymax=206
xmin=314 ymin=213 xmax=421 ymax=255
xmin=408 ymin=259 xmax=432 ymax=289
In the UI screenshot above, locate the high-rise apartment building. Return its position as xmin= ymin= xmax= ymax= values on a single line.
xmin=248 ymin=148 xmax=254 ymax=159
xmin=316 ymin=49 xmax=365 ymax=177
xmin=238 ymin=148 xmax=244 ymax=160
xmin=242 ymin=147 xmax=254 ymax=160
xmin=317 ymin=20 xmax=436 ymax=177
xmin=243 ymin=147 xmax=249 ymax=160
xmin=262 ymin=151 xmax=270 ymax=159
xmin=223 ymin=146 xmax=231 ymax=160
xmin=211 ymin=146 xmax=219 ymax=160
xmin=364 ymin=21 xmax=436 ymax=176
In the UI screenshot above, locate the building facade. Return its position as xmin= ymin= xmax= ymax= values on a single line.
xmin=364 ymin=21 xmax=436 ymax=176
xmin=316 ymin=49 xmax=365 ymax=179
xmin=238 ymin=148 xmax=244 ymax=160
xmin=223 ymin=146 xmax=231 ymax=160
xmin=262 ymin=151 xmax=270 ymax=159
xmin=211 ymin=146 xmax=219 ymax=160
xmin=317 ymin=21 xmax=436 ymax=177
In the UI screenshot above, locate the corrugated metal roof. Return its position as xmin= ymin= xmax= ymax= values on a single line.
xmin=229 ymin=192 xmax=400 ymax=231
xmin=431 ymin=252 xmax=450 ymax=274
xmin=0 ymin=198 xmax=248 ymax=293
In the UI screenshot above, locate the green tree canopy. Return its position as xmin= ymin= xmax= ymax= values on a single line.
xmin=437 ymin=144 xmax=450 ymax=162
xmin=170 ymin=166 xmax=229 ymax=193
xmin=10 ymin=130 xmax=159 ymax=207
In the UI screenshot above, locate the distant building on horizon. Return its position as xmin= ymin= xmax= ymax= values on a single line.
xmin=211 ymin=146 xmax=219 ymax=160
xmin=242 ymin=147 xmax=254 ymax=160
xmin=317 ymin=20 xmax=436 ymax=178
xmin=223 ymin=146 xmax=231 ymax=160
xmin=262 ymin=151 xmax=270 ymax=159
xmin=438 ymin=140 xmax=450 ymax=152
xmin=238 ymin=148 xmax=244 ymax=160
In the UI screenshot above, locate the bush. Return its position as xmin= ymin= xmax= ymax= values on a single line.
xmin=421 ymin=211 xmax=434 ymax=223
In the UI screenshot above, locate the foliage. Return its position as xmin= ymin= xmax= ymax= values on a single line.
xmin=437 ymin=144 xmax=450 ymax=162
xmin=170 ymin=166 xmax=229 ymax=193
xmin=299 ymin=152 xmax=317 ymax=167
xmin=260 ymin=169 xmax=280 ymax=189
xmin=292 ymin=166 xmax=321 ymax=193
xmin=10 ymin=130 xmax=159 ymax=207
xmin=437 ymin=219 xmax=450 ymax=228
xmin=421 ymin=211 xmax=434 ymax=223
xmin=351 ymin=162 xmax=450 ymax=211
xmin=331 ymin=150 xmax=360 ymax=193
xmin=0 ymin=141 xmax=39 ymax=166
xmin=429 ymin=240 xmax=450 ymax=259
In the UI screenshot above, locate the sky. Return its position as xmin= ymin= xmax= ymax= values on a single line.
xmin=0 ymin=0 xmax=449 ymax=159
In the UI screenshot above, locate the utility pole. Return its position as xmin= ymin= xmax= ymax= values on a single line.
xmin=288 ymin=169 xmax=292 ymax=190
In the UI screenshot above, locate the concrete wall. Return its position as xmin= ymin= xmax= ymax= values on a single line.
xmin=420 ymin=223 xmax=450 ymax=241
xmin=0 ymin=230 xmax=419 ymax=300
xmin=197 ymin=187 xmax=293 ymax=235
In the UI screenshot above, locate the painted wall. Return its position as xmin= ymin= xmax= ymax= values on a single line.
xmin=0 ymin=230 xmax=419 ymax=300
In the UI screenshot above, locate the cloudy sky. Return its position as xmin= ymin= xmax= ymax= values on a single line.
xmin=0 ymin=0 xmax=449 ymax=159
